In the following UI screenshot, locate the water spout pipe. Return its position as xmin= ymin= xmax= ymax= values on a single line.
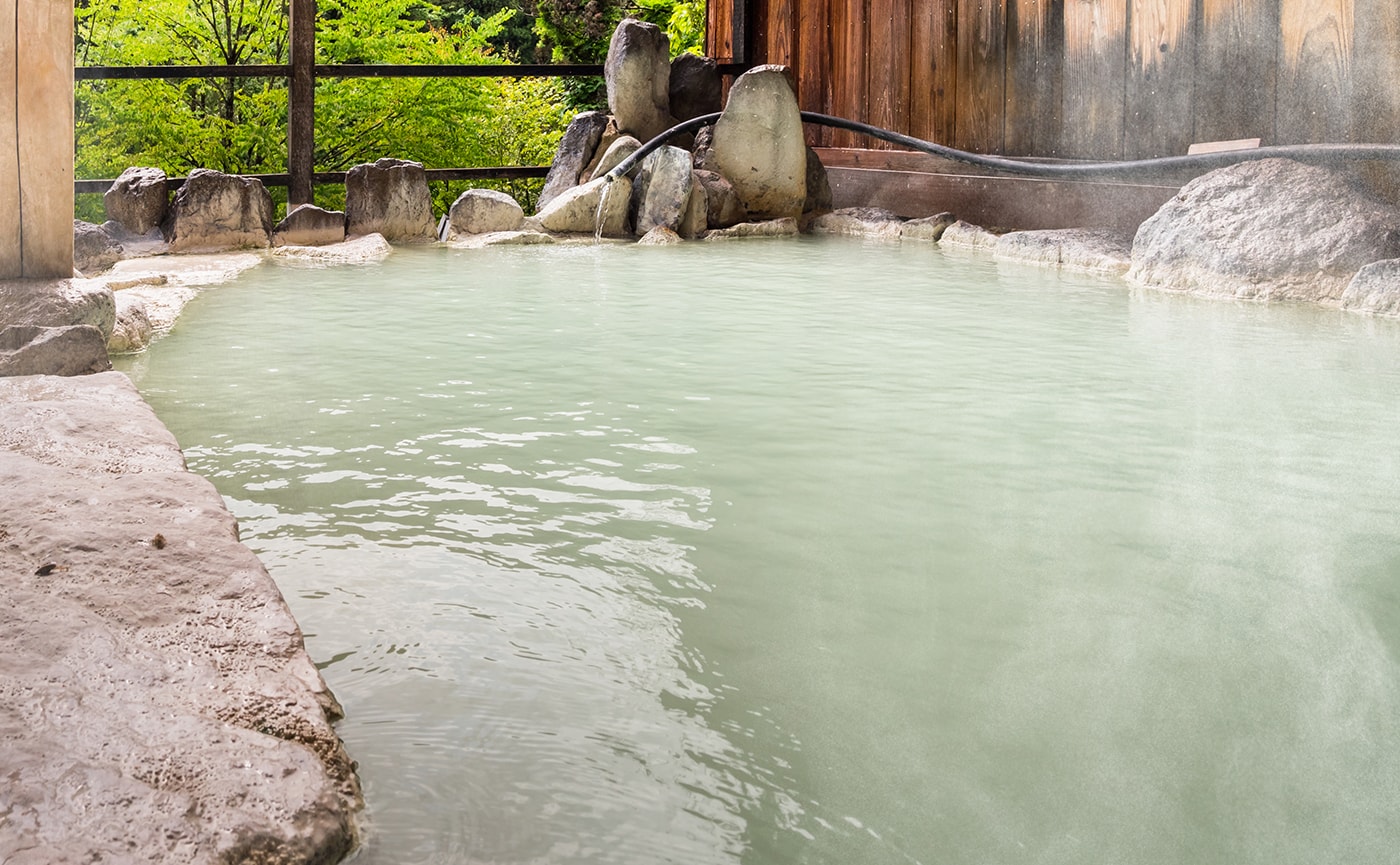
xmin=603 ymin=111 xmax=1400 ymax=183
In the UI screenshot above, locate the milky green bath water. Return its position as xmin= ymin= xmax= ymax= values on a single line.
xmin=120 ymin=239 xmax=1400 ymax=864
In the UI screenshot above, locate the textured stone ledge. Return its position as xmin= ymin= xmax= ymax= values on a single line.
xmin=0 ymin=372 xmax=361 ymax=864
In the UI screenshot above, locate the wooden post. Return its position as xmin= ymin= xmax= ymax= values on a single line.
xmin=1 ymin=0 xmax=74 ymax=279
xmin=288 ymin=0 xmax=316 ymax=207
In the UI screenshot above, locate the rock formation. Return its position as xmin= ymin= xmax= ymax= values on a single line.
xmin=631 ymin=145 xmax=694 ymax=236
xmin=345 ymin=158 xmax=436 ymax=242
xmin=108 ymin=291 xmax=154 ymax=354
xmin=605 ymin=18 xmax=674 ymax=143
xmin=73 ymin=220 xmax=124 ymax=275
xmin=669 ymin=52 xmax=722 ymax=123
xmin=535 ymin=176 xmax=633 ymax=236
xmin=165 ymin=169 xmax=274 ymax=253
xmin=0 ymin=325 xmax=111 ymax=376
xmin=538 ymin=111 xmax=612 ymax=210
xmin=1340 ymin=259 xmax=1400 ymax=314
xmin=1127 ymin=158 xmax=1400 ymax=303
xmin=709 ymin=65 xmax=808 ymax=220
xmin=104 ymin=167 xmax=169 ymax=236
xmin=273 ymin=204 xmax=348 ymax=247
xmin=444 ymin=188 xmax=525 ymax=239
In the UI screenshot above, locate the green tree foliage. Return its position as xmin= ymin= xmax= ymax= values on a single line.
xmin=75 ymin=0 xmax=572 ymax=218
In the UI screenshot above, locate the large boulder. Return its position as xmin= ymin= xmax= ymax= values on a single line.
xmin=164 ymin=169 xmax=274 ymax=253
xmin=0 ymin=325 xmax=111 ymax=376
xmin=604 ymin=18 xmax=674 ymax=143
xmin=710 ymin=65 xmax=808 ymax=220
xmin=1340 ymin=259 xmax=1400 ymax=315
xmin=535 ymin=176 xmax=633 ymax=237
xmin=273 ymin=204 xmax=347 ymax=247
xmin=0 ymin=278 xmax=116 ymax=339
xmin=1128 ymin=158 xmax=1400 ymax=304
xmin=73 ymin=221 xmax=123 ymax=276
xmin=586 ymin=135 xmax=643 ymax=183
xmin=103 ymin=167 xmax=169 ymax=235
xmin=0 ymin=372 xmax=361 ymax=862
xmin=538 ymin=111 xmax=611 ymax=210
xmin=669 ymin=52 xmax=722 ymax=123
xmin=444 ymin=189 xmax=524 ymax=239
xmin=345 ymin=158 xmax=436 ymax=242
xmin=631 ymin=145 xmax=694 ymax=236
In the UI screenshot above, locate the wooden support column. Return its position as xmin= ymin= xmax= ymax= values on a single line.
xmin=288 ymin=0 xmax=316 ymax=207
xmin=2 ymin=0 xmax=73 ymax=278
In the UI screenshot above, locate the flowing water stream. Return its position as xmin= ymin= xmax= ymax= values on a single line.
xmin=118 ymin=239 xmax=1400 ymax=864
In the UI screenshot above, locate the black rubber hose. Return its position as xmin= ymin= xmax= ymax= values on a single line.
xmin=603 ymin=110 xmax=1400 ymax=183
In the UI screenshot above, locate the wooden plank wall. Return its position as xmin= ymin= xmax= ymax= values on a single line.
xmin=717 ymin=0 xmax=1400 ymax=159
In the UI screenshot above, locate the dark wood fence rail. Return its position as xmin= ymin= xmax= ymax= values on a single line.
xmin=76 ymin=0 xmax=752 ymax=203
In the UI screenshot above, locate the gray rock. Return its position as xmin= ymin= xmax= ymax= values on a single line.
xmin=0 ymin=325 xmax=111 ymax=376
xmin=103 ymin=167 xmax=169 ymax=235
xmin=0 ymin=372 xmax=361 ymax=862
xmin=703 ymin=217 xmax=800 ymax=240
xmin=995 ymin=229 xmax=1133 ymax=273
xmin=693 ymin=170 xmax=746 ymax=230
xmin=1128 ymin=158 xmax=1400 ymax=304
xmin=444 ymin=189 xmax=525 ymax=239
xmin=270 ymin=233 xmax=393 ymax=266
xmin=808 ymin=207 xmax=905 ymax=240
xmin=605 ymin=18 xmax=674 ymax=143
xmin=73 ymin=220 xmax=123 ymax=275
xmin=940 ymin=220 xmax=1003 ymax=250
xmin=631 ymin=145 xmax=694 ymax=236
xmin=710 ymin=65 xmax=807 ymax=220
xmin=902 ymin=212 xmax=957 ymax=242
xmin=678 ymin=175 xmax=708 ymax=239
xmin=448 ymin=230 xmax=557 ymax=249
xmin=638 ymin=226 xmax=684 ymax=245
xmin=1340 ymin=258 xmax=1400 ymax=315
xmin=691 ymin=125 xmax=716 ymax=172
xmin=804 ymin=147 xmax=833 ymax=214
xmin=345 ymin=158 xmax=436 ymax=243
xmin=165 ymin=169 xmax=274 ymax=253
xmin=669 ymin=52 xmax=722 ymax=122
xmin=101 ymin=221 xmax=169 ymax=258
xmin=539 ymin=111 xmax=611 ymax=210
xmin=587 ymin=135 xmax=643 ymax=183
xmin=0 ymin=278 xmax=116 ymax=339
xmin=273 ymin=204 xmax=347 ymax=247
xmin=107 ymin=292 xmax=153 ymax=354
xmin=536 ymin=176 xmax=633 ymax=237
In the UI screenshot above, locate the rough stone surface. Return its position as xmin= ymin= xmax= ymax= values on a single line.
xmin=94 ymin=253 xmax=264 ymax=334
xmin=165 ymin=170 xmax=274 ymax=253
xmin=539 ymin=111 xmax=612 ymax=210
xmin=0 ymin=325 xmax=112 ymax=377
xmin=631 ymin=145 xmax=694 ymax=235
xmin=995 ymin=229 xmax=1133 ymax=274
xmin=693 ymin=170 xmax=746 ymax=230
xmin=1128 ymin=158 xmax=1400 ymax=304
xmin=669 ymin=52 xmax=722 ymax=123
xmin=104 ymin=167 xmax=170 ymax=236
xmin=901 ymin=212 xmax=957 ymax=242
xmin=536 ymin=176 xmax=633 ymax=237
xmin=691 ymin=125 xmax=716 ymax=172
xmin=0 ymin=278 xmax=116 ymax=340
xmin=0 ymin=372 xmax=362 ymax=863
xmin=587 ymin=135 xmax=643 ymax=183
xmin=273 ymin=204 xmax=347 ymax=247
xmin=1340 ymin=258 xmax=1400 ymax=315
xmin=678 ymin=175 xmax=708 ymax=238
xmin=448 ymin=230 xmax=557 ymax=249
xmin=444 ymin=189 xmax=525 ymax=239
xmin=102 ymin=222 xmax=169 ymax=258
xmin=270 ymin=234 xmax=393 ymax=267
xmin=710 ymin=65 xmax=807 ymax=220
xmin=939 ymin=220 xmax=1003 ymax=250
xmin=703 ymin=217 xmax=800 ymax=240
xmin=345 ymin=158 xmax=436 ymax=243
xmin=108 ymin=291 xmax=154 ymax=354
xmin=73 ymin=221 xmax=124 ymax=276
xmin=808 ymin=207 xmax=905 ymax=240
xmin=637 ymin=226 xmax=684 ymax=245
xmin=804 ymin=147 xmax=833 ymax=214
xmin=605 ymin=18 xmax=674 ymax=142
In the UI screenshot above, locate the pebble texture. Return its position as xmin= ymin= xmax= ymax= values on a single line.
xmin=1128 ymin=158 xmax=1400 ymax=303
xmin=0 ymin=373 xmax=362 ymax=863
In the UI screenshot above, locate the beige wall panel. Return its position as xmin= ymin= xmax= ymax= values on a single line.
xmin=0 ymin=0 xmax=22 ymax=278
xmin=16 ymin=0 xmax=73 ymax=278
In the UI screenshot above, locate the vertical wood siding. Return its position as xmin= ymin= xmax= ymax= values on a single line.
xmin=726 ymin=0 xmax=1400 ymax=158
